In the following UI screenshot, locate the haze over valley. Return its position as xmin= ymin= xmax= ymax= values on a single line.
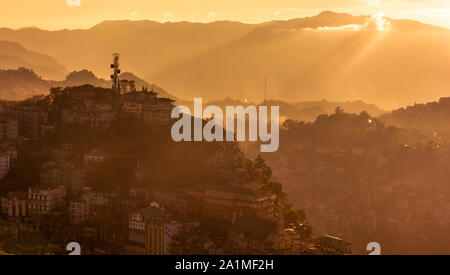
xmin=0 ymin=11 xmax=449 ymax=109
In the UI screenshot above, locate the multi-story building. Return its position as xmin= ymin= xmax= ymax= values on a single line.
xmin=66 ymin=189 xmax=119 ymax=229
xmin=0 ymin=191 xmax=27 ymax=217
xmin=142 ymin=98 xmax=174 ymax=127
xmin=69 ymin=198 xmax=89 ymax=225
xmin=90 ymin=110 xmax=116 ymax=129
xmin=186 ymin=185 xmax=276 ymax=233
xmin=17 ymin=106 xmax=48 ymax=139
xmin=61 ymin=109 xmax=90 ymax=125
xmin=0 ymin=153 xmax=10 ymax=180
xmin=126 ymin=206 xmax=165 ymax=255
xmin=120 ymin=90 xmax=155 ymax=118
xmin=28 ymin=185 xmax=65 ymax=214
xmin=122 ymin=102 xmax=143 ymax=118
xmin=147 ymin=212 xmax=165 ymax=255
xmin=120 ymin=90 xmax=174 ymax=128
xmin=127 ymin=207 xmax=197 ymax=255
xmin=40 ymin=161 xmax=85 ymax=195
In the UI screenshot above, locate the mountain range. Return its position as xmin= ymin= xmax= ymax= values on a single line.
xmin=0 ymin=68 xmax=172 ymax=101
xmin=0 ymin=41 xmax=67 ymax=80
xmin=0 ymin=11 xmax=449 ymax=109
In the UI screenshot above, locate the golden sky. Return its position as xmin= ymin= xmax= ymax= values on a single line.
xmin=1 ymin=0 xmax=450 ymax=30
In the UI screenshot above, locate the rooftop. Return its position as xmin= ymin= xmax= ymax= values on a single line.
xmin=206 ymin=184 xmax=269 ymax=197
xmin=4 ymin=191 xmax=27 ymax=200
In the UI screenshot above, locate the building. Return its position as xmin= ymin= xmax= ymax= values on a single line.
xmin=126 ymin=205 xmax=165 ymax=255
xmin=122 ymin=102 xmax=143 ymax=118
xmin=69 ymin=198 xmax=89 ymax=225
xmin=84 ymin=149 xmax=109 ymax=164
xmin=142 ymin=98 xmax=175 ymax=127
xmin=0 ymin=191 xmax=27 ymax=217
xmin=28 ymin=185 xmax=65 ymax=214
xmin=120 ymin=90 xmax=174 ymax=128
xmin=186 ymin=185 xmax=276 ymax=233
xmin=61 ymin=102 xmax=116 ymax=130
xmin=17 ymin=106 xmax=48 ymax=139
xmin=90 ymin=110 xmax=116 ymax=129
xmin=127 ymin=210 xmax=199 ymax=255
xmin=61 ymin=109 xmax=90 ymax=125
xmin=147 ymin=211 xmax=165 ymax=255
xmin=40 ymin=161 xmax=85 ymax=195
xmin=120 ymin=90 xmax=156 ymax=118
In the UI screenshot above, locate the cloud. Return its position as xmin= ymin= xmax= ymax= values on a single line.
xmin=307 ymin=11 xmax=390 ymax=31
xmin=66 ymin=0 xmax=81 ymax=7
xmin=315 ymin=24 xmax=364 ymax=31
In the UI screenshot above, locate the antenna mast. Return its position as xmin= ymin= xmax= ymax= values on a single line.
xmin=111 ymin=53 xmax=121 ymax=95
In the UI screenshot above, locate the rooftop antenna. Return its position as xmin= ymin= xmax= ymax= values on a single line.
xmin=110 ymin=53 xmax=121 ymax=95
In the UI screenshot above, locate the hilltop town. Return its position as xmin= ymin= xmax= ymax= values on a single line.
xmin=0 ymin=57 xmax=351 ymax=255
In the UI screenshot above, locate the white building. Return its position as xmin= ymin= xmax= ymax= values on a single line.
xmin=28 ymin=185 xmax=66 ymax=214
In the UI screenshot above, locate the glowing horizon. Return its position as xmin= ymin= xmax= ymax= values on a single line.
xmin=1 ymin=0 xmax=450 ymax=31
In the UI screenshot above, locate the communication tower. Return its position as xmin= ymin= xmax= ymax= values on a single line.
xmin=110 ymin=53 xmax=121 ymax=95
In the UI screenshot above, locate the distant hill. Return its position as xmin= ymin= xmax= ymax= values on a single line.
xmin=153 ymin=11 xmax=450 ymax=108
xmin=266 ymin=99 xmax=385 ymax=121
xmin=203 ymin=97 xmax=384 ymax=122
xmin=1 ymin=12 xmax=449 ymax=108
xmin=0 ymin=41 xmax=67 ymax=80
xmin=0 ymin=68 xmax=174 ymax=101
xmin=379 ymin=97 xmax=450 ymax=140
xmin=0 ymin=20 xmax=254 ymax=81
xmin=0 ymin=67 xmax=50 ymax=100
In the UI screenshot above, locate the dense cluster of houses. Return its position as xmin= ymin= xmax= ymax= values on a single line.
xmin=0 ymin=84 xmax=351 ymax=255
